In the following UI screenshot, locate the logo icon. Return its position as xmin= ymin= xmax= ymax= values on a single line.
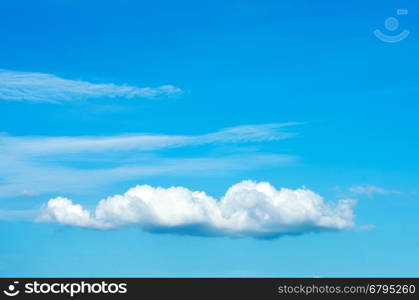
xmin=3 ymin=281 xmax=20 ymax=297
xmin=373 ymin=9 xmax=410 ymax=43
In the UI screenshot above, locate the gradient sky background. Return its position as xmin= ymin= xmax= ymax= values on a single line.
xmin=0 ymin=0 xmax=418 ymax=277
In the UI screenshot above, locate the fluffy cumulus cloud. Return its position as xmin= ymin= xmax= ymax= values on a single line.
xmin=38 ymin=197 xmax=107 ymax=228
xmin=38 ymin=181 xmax=356 ymax=238
xmin=0 ymin=69 xmax=182 ymax=102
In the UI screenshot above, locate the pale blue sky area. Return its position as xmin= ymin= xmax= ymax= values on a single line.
xmin=0 ymin=0 xmax=418 ymax=277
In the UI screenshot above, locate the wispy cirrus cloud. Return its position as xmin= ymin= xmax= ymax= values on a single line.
xmin=0 ymin=123 xmax=298 ymax=156
xmin=349 ymin=185 xmax=402 ymax=197
xmin=38 ymin=180 xmax=356 ymax=238
xmin=0 ymin=123 xmax=299 ymax=197
xmin=0 ymin=209 xmax=37 ymax=221
xmin=0 ymin=154 xmax=294 ymax=197
xmin=0 ymin=69 xmax=182 ymax=103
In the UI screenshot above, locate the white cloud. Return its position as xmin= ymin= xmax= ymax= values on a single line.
xmin=37 ymin=197 xmax=108 ymax=228
xmin=0 ymin=69 xmax=182 ymax=103
xmin=0 ymin=154 xmax=294 ymax=197
xmin=357 ymin=224 xmax=376 ymax=231
xmin=0 ymin=209 xmax=37 ymax=221
xmin=38 ymin=180 xmax=356 ymax=238
xmin=349 ymin=185 xmax=401 ymax=197
xmin=0 ymin=124 xmax=298 ymax=197
xmin=0 ymin=123 xmax=298 ymax=156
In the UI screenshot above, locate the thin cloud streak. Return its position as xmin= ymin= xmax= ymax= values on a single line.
xmin=0 ymin=154 xmax=295 ymax=197
xmin=0 ymin=123 xmax=299 ymax=156
xmin=0 ymin=69 xmax=182 ymax=103
xmin=349 ymin=185 xmax=402 ymax=197
xmin=0 ymin=209 xmax=37 ymax=221
xmin=0 ymin=124 xmax=299 ymax=197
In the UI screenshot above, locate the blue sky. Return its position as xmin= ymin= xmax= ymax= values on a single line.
xmin=0 ymin=0 xmax=418 ymax=277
